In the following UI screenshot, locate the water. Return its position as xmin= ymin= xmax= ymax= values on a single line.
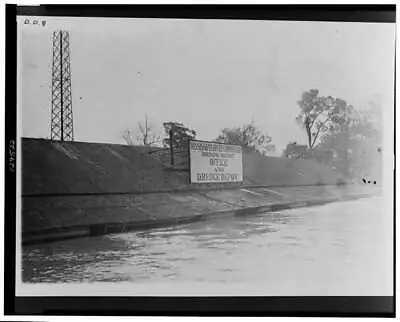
xmin=22 ymin=196 xmax=392 ymax=295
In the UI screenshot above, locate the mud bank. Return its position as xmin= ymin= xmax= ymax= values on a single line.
xmin=22 ymin=184 xmax=379 ymax=245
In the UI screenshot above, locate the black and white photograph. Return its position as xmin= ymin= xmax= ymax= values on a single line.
xmin=14 ymin=7 xmax=394 ymax=303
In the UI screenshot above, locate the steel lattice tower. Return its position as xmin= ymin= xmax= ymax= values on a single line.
xmin=50 ymin=30 xmax=74 ymax=141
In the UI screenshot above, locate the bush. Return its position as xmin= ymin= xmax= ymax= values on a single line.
xmin=336 ymin=178 xmax=346 ymax=186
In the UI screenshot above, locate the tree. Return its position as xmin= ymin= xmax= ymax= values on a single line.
xmin=296 ymin=89 xmax=347 ymax=149
xmin=295 ymin=89 xmax=383 ymax=178
xmin=136 ymin=114 xmax=162 ymax=146
xmin=282 ymin=142 xmax=311 ymax=159
xmin=162 ymin=121 xmax=196 ymax=148
xmin=318 ymin=102 xmax=382 ymax=178
xmin=312 ymin=148 xmax=335 ymax=165
xmin=122 ymin=129 xmax=135 ymax=146
xmin=282 ymin=141 xmax=335 ymax=164
xmin=216 ymin=122 xmax=275 ymax=156
xmin=122 ymin=114 xmax=161 ymax=146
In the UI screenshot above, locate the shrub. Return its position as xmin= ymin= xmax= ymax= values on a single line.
xmin=336 ymin=178 xmax=346 ymax=186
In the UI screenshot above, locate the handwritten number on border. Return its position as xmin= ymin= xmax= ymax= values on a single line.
xmin=9 ymin=140 xmax=15 ymax=173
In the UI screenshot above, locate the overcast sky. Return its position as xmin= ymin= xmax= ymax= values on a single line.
xmin=18 ymin=17 xmax=395 ymax=154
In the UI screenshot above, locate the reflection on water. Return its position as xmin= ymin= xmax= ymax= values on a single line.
xmin=22 ymin=197 xmax=392 ymax=294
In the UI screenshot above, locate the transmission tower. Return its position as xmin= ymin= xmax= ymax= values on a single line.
xmin=50 ymin=30 xmax=74 ymax=141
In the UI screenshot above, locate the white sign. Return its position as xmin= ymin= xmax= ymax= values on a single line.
xmin=190 ymin=140 xmax=243 ymax=183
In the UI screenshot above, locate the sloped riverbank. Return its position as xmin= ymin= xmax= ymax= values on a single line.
xmin=21 ymin=138 xmax=378 ymax=245
xmin=22 ymin=184 xmax=379 ymax=245
xmin=22 ymin=137 xmax=346 ymax=195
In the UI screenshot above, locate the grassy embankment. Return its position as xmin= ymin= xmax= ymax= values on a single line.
xmin=22 ymin=138 xmax=346 ymax=195
xmin=22 ymin=138 xmax=377 ymax=244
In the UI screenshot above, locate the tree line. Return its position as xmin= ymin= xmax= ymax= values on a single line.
xmin=122 ymin=117 xmax=275 ymax=155
xmin=122 ymin=89 xmax=381 ymax=179
xmin=284 ymin=89 xmax=382 ymax=178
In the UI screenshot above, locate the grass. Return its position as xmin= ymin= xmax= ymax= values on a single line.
xmin=22 ymin=137 xmax=345 ymax=195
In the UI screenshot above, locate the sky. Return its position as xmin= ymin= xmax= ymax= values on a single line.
xmin=18 ymin=17 xmax=395 ymax=154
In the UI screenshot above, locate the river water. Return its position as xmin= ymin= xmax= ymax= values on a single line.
xmin=22 ymin=196 xmax=393 ymax=295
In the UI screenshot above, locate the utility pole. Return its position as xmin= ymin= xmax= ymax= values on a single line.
xmin=169 ymin=129 xmax=174 ymax=166
xmin=144 ymin=113 xmax=148 ymax=146
xmin=343 ymin=106 xmax=349 ymax=177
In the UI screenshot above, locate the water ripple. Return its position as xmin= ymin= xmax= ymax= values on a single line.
xmin=22 ymin=197 xmax=391 ymax=295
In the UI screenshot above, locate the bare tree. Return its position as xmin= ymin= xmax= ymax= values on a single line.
xmin=122 ymin=114 xmax=161 ymax=146
xmin=122 ymin=128 xmax=135 ymax=146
